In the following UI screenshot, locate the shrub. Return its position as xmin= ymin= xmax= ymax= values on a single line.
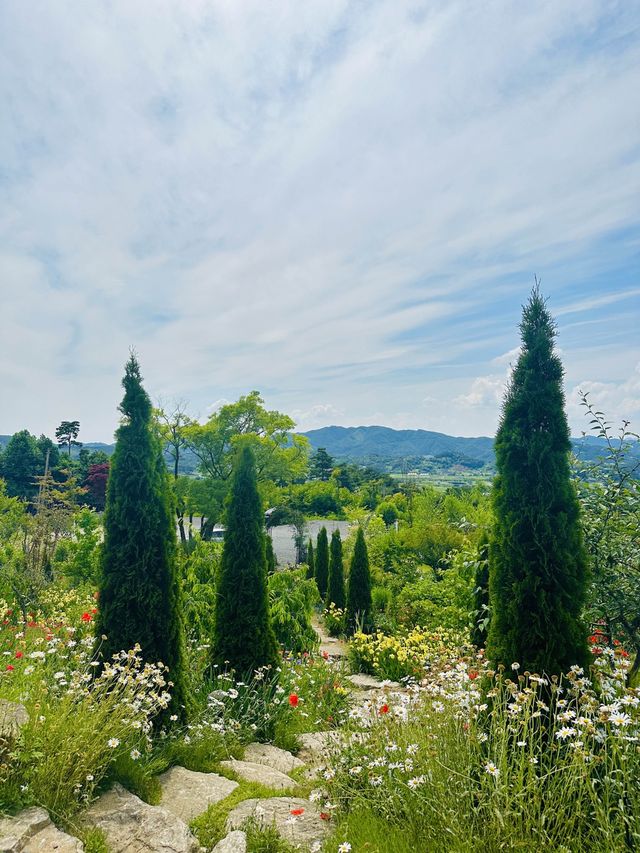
xmin=268 ymin=567 xmax=318 ymax=654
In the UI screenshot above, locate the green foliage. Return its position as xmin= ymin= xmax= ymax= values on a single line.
xmin=470 ymin=535 xmax=490 ymax=647
xmin=575 ymin=396 xmax=640 ymax=683
xmin=265 ymin=533 xmax=276 ymax=574
xmin=393 ymin=551 xmax=474 ymax=632
xmin=487 ymin=288 xmax=589 ymax=676
xmin=327 ymin=529 xmax=345 ymax=610
xmin=315 ymin=526 xmax=329 ymax=599
xmin=186 ymin=391 xmax=309 ymax=484
xmin=0 ymin=430 xmax=43 ymax=500
xmin=177 ymin=539 xmax=220 ymax=672
xmin=309 ymin=446 xmax=334 ymax=480
xmin=55 ymin=420 xmax=82 ymax=457
xmin=346 ymin=527 xmax=372 ymax=634
xmin=268 ymin=567 xmax=318 ymax=653
xmin=54 ymin=508 xmax=102 ymax=586
xmin=210 ymin=446 xmax=278 ymax=677
xmin=96 ymin=355 xmax=189 ymax=721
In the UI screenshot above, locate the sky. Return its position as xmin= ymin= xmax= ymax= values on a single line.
xmin=1 ymin=1 xmax=639 ymax=442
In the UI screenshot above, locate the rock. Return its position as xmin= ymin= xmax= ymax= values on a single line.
xmin=219 ymin=760 xmax=296 ymax=791
xmin=295 ymin=732 xmax=342 ymax=764
xmin=0 ymin=808 xmax=51 ymax=852
xmin=243 ymin=744 xmax=305 ymax=776
xmin=226 ymin=797 xmax=329 ymax=849
xmin=0 ymin=808 xmax=83 ymax=853
xmin=82 ymin=783 xmax=198 ymax=853
xmin=23 ymin=825 xmax=84 ymax=852
xmin=158 ymin=766 xmax=238 ymax=823
xmin=212 ymin=830 xmax=247 ymax=853
xmin=348 ymin=673 xmax=400 ymax=690
xmin=0 ymin=701 xmax=29 ymax=760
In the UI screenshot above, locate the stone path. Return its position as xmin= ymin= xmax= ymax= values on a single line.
xmin=0 ymin=619 xmax=404 ymax=853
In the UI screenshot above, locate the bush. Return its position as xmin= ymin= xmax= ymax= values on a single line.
xmin=268 ymin=568 xmax=318 ymax=653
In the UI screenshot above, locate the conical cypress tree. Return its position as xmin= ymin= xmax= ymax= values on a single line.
xmin=346 ymin=527 xmax=372 ymax=634
xmin=265 ymin=533 xmax=276 ymax=575
xmin=306 ymin=539 xmax=315 ymax=580
xmin=315 ymin=527 xmax=329 ymax=599
xmin=96 ymin=355 xmax=188 ymax=720
xmin=211 ymin=446 xmax=278 ymax=676
xmin=327 ymin=528 xmax=346 ymax=610
xmin=486 ymin=288 xmax=589 ymax=677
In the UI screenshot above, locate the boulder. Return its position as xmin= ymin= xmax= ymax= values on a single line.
xmin=212 ymin=830 xmax=247 ymax=853
xmin=219 ymin=761 xmax=296 ymax=791
xmin=226 ymin=797 xmax=329 ymax=849
xmin=158 ymin=766 xmax=238 ymax=823
xmin=295 ymin=732 xmax=342 ymax=764
xmin=82 ymin=783 xmax=198 ymax=853
xmin=0 ymin=808 xmax=83 ymax=853
xmin=242 ymin=744 xmax=305 ymax=776
xmin=0 ymin=701 xmax=29 ymax=742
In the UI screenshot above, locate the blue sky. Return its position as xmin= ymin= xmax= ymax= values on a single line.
xmin=0 ymin=1 xmax=639 ymax=441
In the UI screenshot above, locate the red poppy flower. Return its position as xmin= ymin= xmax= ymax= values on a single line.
xmin=91 ymin=608 xmax=98 ymax=615
xmin=288 ymin=693 xmax=299 ymax=707
xmin=322 ymin=650 xmax=329 ymax=660
xmin=290 ymin=808 xmax=305 ymax=816
xmin=27 ymin=621 xmax=38 ymax=628
xmin=379 ymin=704 xmax=390 ymax=714
xmin=5 ymin=665 xmax=14 ymax=671
xmin=15 ymin=651 xmax=23 ymax=659
xmin=468 ymin=670 xmax=479 ymax=680
xmin=81 ymin=612 xmax=93 ymax=623
xmin=319 ymin=813 xmax=331 ymax=821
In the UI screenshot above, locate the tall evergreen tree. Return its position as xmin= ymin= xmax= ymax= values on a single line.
xmin=487 ymin=288 xmax=588 ymax=677
xmin=306 ymin=539 xmax=315 ymax=580
xmin=265 ymin=533 xmax=277 ymax=575
xmin=327 ymin=528 xmax=346 ymax=610
xmin=315 ymin=527 xmax=329 ymax=598
xmin=346 ymin=527 xmax=372 ymax=634
xmin=96 ymin=355 xmax=188 ymax=720
xmin=211 ymin=446 xmax=278 ymax=676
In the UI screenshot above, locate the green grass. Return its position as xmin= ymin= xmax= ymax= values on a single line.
xmin=189 ymin=780 xmax=299 ymax=849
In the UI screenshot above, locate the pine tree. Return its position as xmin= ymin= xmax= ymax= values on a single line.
xmin=306 ymin=539 xmax=315 ymax=580
xmin=327 ymin=528 xmax=346 ymax=610
xmin=210 ymin=446 xmax=278 ymax=676
xmin=346 ymin=527 xmax=372 ymax=634
xmin=486 ymin=287 xmax=589 ymax=677
xmin=315 ymin=527 xmax=329 ymax=598
xmin=96 ymin=355 xmax=188 ymax=720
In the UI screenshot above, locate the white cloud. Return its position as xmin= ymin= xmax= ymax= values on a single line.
xmin=0 ymin=1 xmax=638 ymax=439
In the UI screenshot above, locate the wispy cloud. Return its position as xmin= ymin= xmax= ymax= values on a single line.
xmin=0 ymin=1 xmax=639 ymax=439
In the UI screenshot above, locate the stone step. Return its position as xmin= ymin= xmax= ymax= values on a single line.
xmin=0 ymin=808 xmax=83 ymax=853
xmin=158 ymin=766 xmax=238 ymax=823
xmin=82 ymin=783 xmax=199 ymax=853
xmin=219 ymin=760 xmax=296 ymax=791
xmin=226 ymin=797 xmax=329 ymax=850
xmin=296 ymin=731 xmax=342 ymax=765
xmin=347 ymin=673 xmax=400 ymax=690
xmin=212 ymin=830 xmax=247 ymax=852
xmin=242 ymin=743 xmax=305 ymax=775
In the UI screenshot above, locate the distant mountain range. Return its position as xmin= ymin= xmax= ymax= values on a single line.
xmin=1 ymin=427 xmax=637 ymax=475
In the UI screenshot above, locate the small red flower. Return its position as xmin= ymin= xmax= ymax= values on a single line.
xmin=379 ymin=704 xmax=390 ymax=715
xmin=319 ymin=813 xmax=331 ymax=821
xmin=468 ymin=670 xmax=479 ymax=680
xmin=290 ymin=808 xmax=305 ymax=816
xmin=5 ymin=665 xmax=14 ymax=671
xmin=15 ymin=651 xmax=23 ymax=659
xmin=288 ymin=693 xmax=299 ymax=707
xmin=27 ymin=621 xmax=38 ymax=628
xmin=322 ymin=650 xmax=329 ymax=660
xmin=81 ymin=612 xmax=93 ymax=623
xmin=91 ymin=608 xmax=98 ymax=615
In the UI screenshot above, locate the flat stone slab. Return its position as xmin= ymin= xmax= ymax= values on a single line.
xmin=227 ymin=797 xmax=329 ymax=849
xmin=82 ymin=784 xmax=198 ymax=853
xmin=212 ymin=830 xmax=247 ymax=853
xmin=23 ymin=824 xmax=84 ymax=852
xmin=0 ymin=808 xmax=83 ymax=853
xmin=0 ymin=700 xmax=29 ymax=741
xmin=296 ymin=731 xmax=342 ymax=764
xmin=158 ymin=766 xmax=238 ymax=823
xmin=348 ymin=673 xmax=400 ymax=690
xmin=220 ymin=760 xmax=296 ymax=791
xmin=243 ymin=743 xmax=305 ymax=775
